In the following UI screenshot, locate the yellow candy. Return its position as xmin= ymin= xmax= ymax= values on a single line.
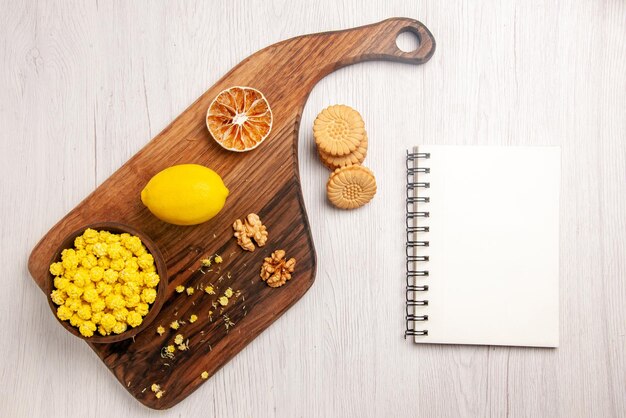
xmin=105 ymin=294 xmax=125 ymax=310
xmin=122 ymin=282 xmax=139 ymax=297
xmin=74 ymin=236 xmax=86 ymax=249
xmin=130 ymin=274 xmax=144 ymax=286
xmin=113 ymin=283 xmax=122 ymax=295
xmin=105 ymin=233 xmax=120 ymax=244
xmin=91 ymin=311 xmax=103 ymax=325
xmin=60 ymin=248 xmax=73 ymax=258
xmin=97 ymin=256 xmax=111 ymax=269
xmin=66 ymin=284 xmax=83 ymax=299
xmin=125 ymin=258 xmax=139 ymax=271
xmin=120 ymin=268 xmax=139 ymax=284
xmin=50 ymin=262 xmax=64 ymax=276
xmin=61 ymin=249 xmax=79 ymax=270
xmin=125 ymin=294 xmax=140 ymax=308
xmin=137 ymin=253 xmax=154 ymax=270
xmin=107 ymin=243 xmax=123 ymax=260
xmin=98 ymin=230 xmax=110 ymax=242
xmin=125 ymin=236 xmax=143 ymax=254
xmin=57 ymin=306 xmax=73 ymax=321
xmin=112 ymin=322 xmax=127 ymax=334
xmin=90 ymin=266 xmax=104 ymax=282
xmin=93 ymin=243 xmax=108 ymax=258
xmin=100 ymin=314 xmax=116 ymax=331
xmin=127 ymin=311 xmax=142 ymax=327
xmin=79 ymin=321 xmax=97 ymax=337
xmin=83 ymin=228 xmax=99 ymax=244
xmin=120 ymin=249 xmax=132 ymax=261
xmin=77 ymin=304 xmax=92 ymax=320
xmin=51 ymin=229 xmax=158 ymax=338
xmin=112 ymin=308 xmax=128 ymax=322
xmin=73 ymin=269 xmax=88 ymax=288
xmin=135 ymin=303 xmax=149 ymax=316
xmin=50 ymin=290 xmax=66 ymax=305
xmin=83 ymin=277 xmax=94 ymax=289
xmin=110 ymin=259 xmax=125 ymax=271
xmin=143 ymin=272 xmax=160 ymax=288
xmin=81 ymin=254 xmax=98 ymax=269
xmin=91 ymin=299 xmax=106 ymax=313
xmin=103 ymin=269 xmax=118 ymax=284
xmin=65 ymin=297 xmax=82 ymax=312
xmin=96 ymin=282 xmax=112 ymax=297
xmin=53 ymin=276 xmax=70 ymax=290
xmin=69 ymin=314 xmax=84 ymax=327
xmin=82 ymin=288 xmax=99 ymax=303
xmin=141 ymin=288 xmax=157 ymax=304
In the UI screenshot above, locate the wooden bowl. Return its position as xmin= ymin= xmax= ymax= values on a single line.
xmin=46 ymin=222 xmax=168 ymax=343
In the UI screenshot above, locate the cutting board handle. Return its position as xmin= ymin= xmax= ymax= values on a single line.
xmin=349 ymin=17 xmax=436 ymax=64
xmin=220 ymin=18 xmax=436 ymax=107
xmin=252 ymin=17 xmax=436 ymax=97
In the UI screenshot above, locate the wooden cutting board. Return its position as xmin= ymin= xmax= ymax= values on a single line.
xmin=28 ymin=18 xmax=435 ymax=409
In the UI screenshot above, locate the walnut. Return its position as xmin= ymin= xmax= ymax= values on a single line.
xmin=260 ymin=250 xmax=296 ymax=288
xmin=233 ymin=219 xmax=254 ymax=251
xmin=233 ymin=213 xmax=268 ymax=251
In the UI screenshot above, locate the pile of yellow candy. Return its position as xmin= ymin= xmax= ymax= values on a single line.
xmin=49 ymin=228 xmax=160 ymax=337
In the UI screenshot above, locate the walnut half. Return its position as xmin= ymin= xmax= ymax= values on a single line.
xmin=233 ymin=213 xmax=268 ymax=251
xmin=260 ymin=250 xmax=296 ymax=288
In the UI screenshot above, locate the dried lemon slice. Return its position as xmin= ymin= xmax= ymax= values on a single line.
xmin=206 ymin=86 xmax=273 ymax=152
xmin=326 ymin=165 xmax=377 ymax=209
xmin=313 ymin=105 xmax=365 ymax=156
xmin=318 ymin=133 xmax=368 ymax=170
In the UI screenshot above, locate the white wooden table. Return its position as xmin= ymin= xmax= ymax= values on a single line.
xmin=1 ymin=1 xmax=625 ymax=417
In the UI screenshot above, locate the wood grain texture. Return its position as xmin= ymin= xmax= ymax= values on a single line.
xmin=25 ymin=17 xmax=435 ymax=409
xmin=1 ymin=0 xmax=625 ymax=417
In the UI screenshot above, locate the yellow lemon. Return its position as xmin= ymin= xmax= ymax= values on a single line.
xmin=141 ymin=164 xmax=229 ymax=226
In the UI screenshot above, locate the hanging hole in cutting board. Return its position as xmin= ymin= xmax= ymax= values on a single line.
xmin=396 ymin=30 xmax=421 ymax=53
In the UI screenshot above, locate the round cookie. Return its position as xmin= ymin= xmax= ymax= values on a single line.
xmin=326 ymin=165 xmax=377 ymax=209
xmin=313 ymin=105 xmax=365 ymax=156
xmin=318 ymin=133 xmax=368 ymax=170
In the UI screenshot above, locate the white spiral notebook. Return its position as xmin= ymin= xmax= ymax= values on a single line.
xmin=405 ymin=145 xmax=560 ymax=347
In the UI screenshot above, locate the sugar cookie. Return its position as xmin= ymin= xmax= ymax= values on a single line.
xmin=318 ymin=133 xmax=368 ymax=170
xmin=326 ymin=165 xmax=377 ymax=209
xmin=313 ymin=105 xmax=365 ymax=156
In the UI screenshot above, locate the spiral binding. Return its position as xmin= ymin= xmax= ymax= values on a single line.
xmin=405 ymin=151 xmax=430 ymax=338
